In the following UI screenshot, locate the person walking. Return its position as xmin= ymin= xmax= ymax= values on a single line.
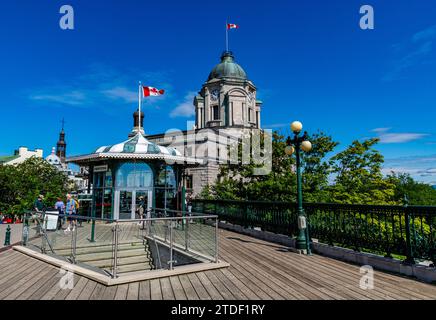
xmin=55 ymin=197 xmax=65 ymax=230
xmin=65 ymin=194 xmax=77 ymax=233
xmin=186 ymin=193 xmax=193 ymax=223
xmin=34 ymin=195 xmax=45 ymax=212
xmin=73 ymin=196 xmax=82 ymax=227
xmin=137 ymin=196 xmax=146 ymax=228
xmin=33 ymin=195 xmax=45 ymax=234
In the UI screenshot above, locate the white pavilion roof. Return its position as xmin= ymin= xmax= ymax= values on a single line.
xmin=67 ymin=133 xmax=201 ymax=165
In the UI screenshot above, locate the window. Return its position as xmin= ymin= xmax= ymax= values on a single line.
xmin=213 ymin=105 xmax=220 ymax=120
xmin=115 ymin=162 xmax=153 ymax=189
xmin=93 ymin=168 xmax=113 ymax=219
xmin=155 ymin=165 xmax=176 ymax=188
xmin=186 ymin=175 xmax=193 ymax=190
xmin=155 ymin=165 xmax=177 ymax=211
xmin=93 ymin=172 xmax=105 ymax=188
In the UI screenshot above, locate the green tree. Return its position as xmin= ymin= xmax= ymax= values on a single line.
xmin=301 ymin=131 xmax=339 ymax=202
xmin=0 ymin=157 xmax=70 ymax=215
xmin=328 ymin=138 xmax=397 ymax=204
xmin=386 ymin=172 xmax=436 ymax=205
xmin=202 ymin=130 xmax=338 ymax=202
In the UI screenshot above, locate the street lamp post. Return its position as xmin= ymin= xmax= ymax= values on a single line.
xmin=285 ymin=121 xmax=312 ymax=254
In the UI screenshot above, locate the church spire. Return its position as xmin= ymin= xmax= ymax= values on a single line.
xmin=56 ymin=119 xmax=67 ymax=163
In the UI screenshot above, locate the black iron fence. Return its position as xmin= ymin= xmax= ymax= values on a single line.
xmin=192 ymin=199 xmax=436 ymax=265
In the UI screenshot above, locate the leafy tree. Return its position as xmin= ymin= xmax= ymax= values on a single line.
xmin=328 ymin=138 xmax=397 ymax=204
xmin=202 ymin=130 xmax=338 ymax=202
xmin=301 ymin=131 xmax=339 ymax=202
xmin=386 ymin=172 xmax=436 ymax=205
xmin=0 ymin=157 xmax=70 ymax=215
xmin=198 ymin=132 xmax=436 ymax=206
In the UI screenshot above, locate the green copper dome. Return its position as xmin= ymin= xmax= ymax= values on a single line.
xmin=208 ymin=51 xmax=247 ymax=81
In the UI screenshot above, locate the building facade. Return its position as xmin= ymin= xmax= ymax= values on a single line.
xmin=68 ymin=50 xmax=265 ymax=213
xmin=0 ymin=147 xmax=43 ymax=165
xmin=146 ymin=51 xmax=263 ymax=196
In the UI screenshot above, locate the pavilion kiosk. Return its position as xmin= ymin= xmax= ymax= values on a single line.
xmin=67 ymin=131 xmax=201 ymax=221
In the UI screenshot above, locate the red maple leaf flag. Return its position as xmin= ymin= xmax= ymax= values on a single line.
xmin=227 ymin=23 xmax=239 ymax=30
xmin=143 ymin=86 xmax=165 ymax=97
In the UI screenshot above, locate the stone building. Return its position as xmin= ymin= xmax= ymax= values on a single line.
xmin=144 ymin=51 xmax=263 ymax=196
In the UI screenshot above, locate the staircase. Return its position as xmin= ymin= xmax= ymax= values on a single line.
xmin=54 ymin=240 xmax=155 ymax=275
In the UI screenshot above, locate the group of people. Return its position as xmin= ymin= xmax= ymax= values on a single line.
xmin=0 ymin=215 xmax=21 ymax=224
xmin=34 ymin=194 xmax=80 ymax=233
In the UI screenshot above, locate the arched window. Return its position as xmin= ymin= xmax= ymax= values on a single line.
xmin=115 ymin=162 xmax=153 ymax=189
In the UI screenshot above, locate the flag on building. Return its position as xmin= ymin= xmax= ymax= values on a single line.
xmin=227 ymin=23 xmax=239 ymax=30
xmin=143 ymin=86 xmax=165 ymax=97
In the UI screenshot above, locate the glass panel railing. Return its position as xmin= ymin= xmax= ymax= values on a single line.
xmin=22 ymin=211 xmax=115 ymax=276
xmin=69 ymin=216 xmax=115 ymax=277
xmin=21 ymin=212 xmax=43 ymax=249
xmin=111 ymin=221 xmax=153 ymax=277
xmin=19 ymin=209 xmax=219 ymax=279
xmin=176 ymin=215 xmax=218 ymax=264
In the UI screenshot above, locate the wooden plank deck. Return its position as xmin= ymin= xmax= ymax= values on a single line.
xmin=0 ymin=228 xmax=435 ymax=300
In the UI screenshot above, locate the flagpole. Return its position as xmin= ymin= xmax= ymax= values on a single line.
xmin=225 ymin=20 xmax=228 ymax=52
xmin=138 ymin=81 xmax=142 ymax=132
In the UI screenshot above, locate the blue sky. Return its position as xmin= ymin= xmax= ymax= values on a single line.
xmin=0 ymin=0 xmax=435 ymax=184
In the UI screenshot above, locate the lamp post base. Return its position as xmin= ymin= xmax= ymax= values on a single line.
xmin=296 ymin=229 xmax=308 ymax=253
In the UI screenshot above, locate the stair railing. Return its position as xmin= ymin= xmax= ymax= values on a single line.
xmin=149 ymin=223 xmax=162 ymax=270
xmin=111 ymin=222 xmax=120 ymax=278
xmin=70 ymin=223 xmax=78 ymax=264
xmin=32 ymin=211 xmax=56 ymax=255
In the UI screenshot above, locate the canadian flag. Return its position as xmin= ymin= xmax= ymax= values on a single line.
xmin=227 ymin=23 xmax=239 ymax=29
xmin=143 ymin=86 xmax=165 ymax=97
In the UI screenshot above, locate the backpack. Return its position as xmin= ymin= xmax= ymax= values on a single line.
xmin=75 ymin=199 xmax=80 ymax=210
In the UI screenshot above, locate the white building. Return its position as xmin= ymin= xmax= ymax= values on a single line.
xmin=0 ymin=147 xmax=43 ymax=165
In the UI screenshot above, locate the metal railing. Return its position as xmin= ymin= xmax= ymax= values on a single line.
xmin=192 ymin=199 xmax=436 ymax=265
xmin=20 ymin=208 xmax=219 ymax=278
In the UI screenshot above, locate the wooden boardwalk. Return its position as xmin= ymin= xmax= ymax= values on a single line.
xmin=0 ymin=228 xmax=435 ymax=300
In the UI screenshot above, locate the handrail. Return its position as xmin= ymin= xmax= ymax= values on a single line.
xmin=26 ymin=210 xmax=218 ymax=224
xmin=192 ymin=199 xmax=436 ymax=211
xmin=192 ymin=199 xmax=436 ymax=265
xmin=115 ymin=215 xmax=218 ymax=223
